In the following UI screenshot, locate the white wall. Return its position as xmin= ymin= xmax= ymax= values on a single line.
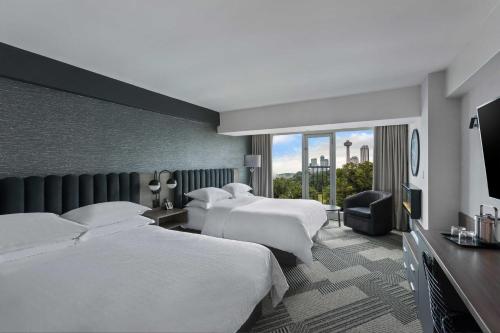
xmin=426 ymin=72 xmax=461 ymax=230
xmin=459 ymin=52 xmax=500 ymax=218
xmin=219 ymin=86 xmax=420 ymax=135
xmin=446 ymin=3 xmax=500 ymax=96
xmin=410 ymin=72 xmax=461 ymax=230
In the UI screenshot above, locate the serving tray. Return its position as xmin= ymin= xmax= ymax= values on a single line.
xmin=441 ymin=233 xmax=500 ymax=249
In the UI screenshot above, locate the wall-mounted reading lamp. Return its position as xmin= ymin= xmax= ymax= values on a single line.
xmin=469 ymin=115 xmax=479 ymax=129
xmin=148 ymin=170 xmax=177 ymax=208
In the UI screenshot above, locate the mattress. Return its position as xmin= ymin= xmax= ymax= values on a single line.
xmin=0 ymin=220 xmax=288 ymax=332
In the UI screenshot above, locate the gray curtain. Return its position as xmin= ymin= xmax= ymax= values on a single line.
xmin=373 ymin=125 xmax=408 ymax=231
xmin=251 ymin=134 xmax=273 ymax=197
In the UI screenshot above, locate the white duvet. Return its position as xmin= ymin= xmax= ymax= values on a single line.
xmin=202 ymin=197 xmax=327 ymax=266
xmin=0 ymin=219 xmax=288 ymax=333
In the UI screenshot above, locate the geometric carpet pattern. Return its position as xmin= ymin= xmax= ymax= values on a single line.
xmin=251 ymin=222 xmax=423 ymax=333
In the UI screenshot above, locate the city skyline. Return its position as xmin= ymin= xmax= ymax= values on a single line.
xmin=309 ymin=155 xmax=329 ymax=167
xmin=360 ymin=145 xmax=370 ymax=163
xmin=273 ymin=129 xmax=374 ymax=176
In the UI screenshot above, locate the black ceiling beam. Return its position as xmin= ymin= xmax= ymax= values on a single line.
xmin=0 ymin=42 xmax=219 ymax=125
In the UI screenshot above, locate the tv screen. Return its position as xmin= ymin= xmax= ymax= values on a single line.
xmin=478 ymin=97 xmax=500 ymax=199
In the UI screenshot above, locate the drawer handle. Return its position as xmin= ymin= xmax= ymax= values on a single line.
xmin=410 ymin=263 xmax=415 ymax=272
xmin=403 ymin=262 xmax=407 ymax=269
xmin=410 ymin=282 xmax=415 ymax=292
xmin=403 ymin=246 xmax=407 ymax=253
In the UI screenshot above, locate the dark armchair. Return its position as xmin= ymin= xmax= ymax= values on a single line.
xmin=343 ymin=190 xmax=393 ymax=235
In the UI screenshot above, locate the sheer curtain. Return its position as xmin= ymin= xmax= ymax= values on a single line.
xmin=251 ymin=134 xmax=273 ymax=197
xmin=373 ymin=125 xmax=409 ymax=231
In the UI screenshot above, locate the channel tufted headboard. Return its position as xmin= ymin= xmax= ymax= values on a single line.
xmin=173 ymin=168 xmax=234 ymax=208
xmin=0 ymin=172 xmax=140 ymax=215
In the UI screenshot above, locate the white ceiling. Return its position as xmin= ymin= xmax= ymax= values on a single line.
xmin=0 ymin=0 xmax=498 ymax=112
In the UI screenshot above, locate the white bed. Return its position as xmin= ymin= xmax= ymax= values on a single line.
xmin=185 ymin=206 xmax=208 ymax=230
xmin=198 ymin=196 xmax=327 ymax=266
xmin=0 ymin=215 xmax=288 ymax=333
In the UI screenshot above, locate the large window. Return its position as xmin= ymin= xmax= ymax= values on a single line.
xmin=272 ymin=134 xmax=302 ymax=199
xmin=335 ymin=129 xmax=374 ymax=207
xmin=306 ymin=135 xmax=331 ymax=204
xmin=272 ymin=129 xmax=373 ymax=206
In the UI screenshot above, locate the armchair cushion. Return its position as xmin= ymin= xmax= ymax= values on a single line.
xmin=345 ymin=207 xmax=371 ymax=218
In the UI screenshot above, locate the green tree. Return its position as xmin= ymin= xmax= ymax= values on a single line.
xmin=273 ymin=162 xmax=372 ymax=207
xmin=308 ymin=169 xmax=330 ymax=204
xmin=273 ymin=176 xmax=302 ymax=199
xmin=336 ymin=161 xmax=373 ymax=207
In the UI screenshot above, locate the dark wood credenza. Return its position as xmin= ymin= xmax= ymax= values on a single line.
xmin=403 ymin=221 xmax=500 ymax=333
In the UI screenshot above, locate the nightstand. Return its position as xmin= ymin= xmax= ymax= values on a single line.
xmin=142 ymin=208 xmax=188 ymax=230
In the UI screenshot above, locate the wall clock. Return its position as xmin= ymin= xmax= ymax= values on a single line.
xmin=411 ymin=129 xmax=420 ymax=176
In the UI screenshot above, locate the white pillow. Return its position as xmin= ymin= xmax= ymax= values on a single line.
xmin=184 ymin=187 xmax=231 ymax=203
xmin=0 ymin=213 xmax=88 ymax=255
xmin=233 ymin=191 xmax=255 ymax=198
xmin=222 ymin=183 xmax=252 ymax=198
xmin=185 ymin=199 xmax=212 ymax=210
xmin=61 ymin=201 xmax=150 ymax=228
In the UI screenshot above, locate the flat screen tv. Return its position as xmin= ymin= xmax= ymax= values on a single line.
xmin=478 ymin=97 xmax=500 ymax=199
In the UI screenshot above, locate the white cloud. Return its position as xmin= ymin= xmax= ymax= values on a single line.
xmin=308 ymin=139 xmax=330 ymax=164
xmin=273 ymin=134 xmax=297 ymax=145
xmin=273 ymin=153 xmax=302 ymax=176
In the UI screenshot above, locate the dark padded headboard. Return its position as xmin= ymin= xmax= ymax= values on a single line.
xmin=173 ymin=169 xmax=234 ymax=208
xmin=0 ymin=172 xmax=140 ymax=215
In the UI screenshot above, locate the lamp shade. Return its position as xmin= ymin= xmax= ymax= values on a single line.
xmin=166 ymin=178 xmax=177 ymax=189
xmin=148 ymin=179 xmax=161 ymax=192
xmin=244 ymin=155 xmax=262 ymax=168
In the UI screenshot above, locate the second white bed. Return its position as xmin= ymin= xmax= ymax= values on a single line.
xmin=185 ymin=196 xmax=327 ymax=266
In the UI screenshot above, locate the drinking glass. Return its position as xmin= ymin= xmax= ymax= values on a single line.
xmin=458 ymin=230 xmax=474 ymax=243
xmin=451 ymin=226 xmax=465 ymax=237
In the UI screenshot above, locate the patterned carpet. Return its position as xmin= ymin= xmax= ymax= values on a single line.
xmin=251 ymin=222 xmax=423 ymax=333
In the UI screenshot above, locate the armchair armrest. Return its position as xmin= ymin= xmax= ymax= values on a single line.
xmin=369 ymin=194 xmax=391 ymax=208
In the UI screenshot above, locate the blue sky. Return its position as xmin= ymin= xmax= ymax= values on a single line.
xmin=272 ymin=129 xmax=374 ymax=175
xmin=272 ymin=133 xmax=302 ymax=157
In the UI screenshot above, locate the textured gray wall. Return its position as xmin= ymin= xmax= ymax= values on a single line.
xmin=0 ymin=77 xmax=250 ymax=181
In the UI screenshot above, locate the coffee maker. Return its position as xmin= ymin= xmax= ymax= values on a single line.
xmin=474 ymin=205 xmax=499 ymax=244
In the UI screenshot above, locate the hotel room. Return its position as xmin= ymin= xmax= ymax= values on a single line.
xmin=1 ymin=1 xmax=499 ymax=332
